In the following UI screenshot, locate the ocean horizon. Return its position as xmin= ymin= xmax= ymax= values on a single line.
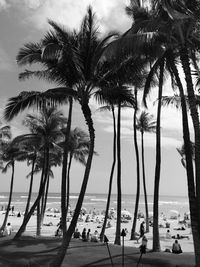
xmin=0 ymin=192 xmax=189 ymax=219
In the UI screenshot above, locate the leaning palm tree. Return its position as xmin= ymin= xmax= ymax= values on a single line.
xmin=0 ymin=141 xmax=27 ymax=233
xmin=4 ymin=7 xmax=118 ymax=265
xmin=136 ymin=111 xmax=156 ymax=233
xmin=13 ymin=106 xmax=66 ymax=238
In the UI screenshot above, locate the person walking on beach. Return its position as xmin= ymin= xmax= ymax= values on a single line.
xmin=6 ymin=223 xmax=12 ymax=236
xmin=82 ymin=228 xmax=87 ymax=241
xmin=140 ymin=235 xmax=148 ymax=254
xmin=86 ymin=229 xmax=91 ymax=241
xmin=137 ymin=221 xmax=145 ymax=243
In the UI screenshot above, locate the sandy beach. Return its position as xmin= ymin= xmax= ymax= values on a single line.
xmin=0 ymin=209 xmax=195 ymax=266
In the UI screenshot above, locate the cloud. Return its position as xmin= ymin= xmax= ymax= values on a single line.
xmin=0 ymin=0 xmax=10 ymax=10
xmin=0 ymin=46 xmax=14 ymax=71
xmin=1 ymin=0 xmax=131 ymax=34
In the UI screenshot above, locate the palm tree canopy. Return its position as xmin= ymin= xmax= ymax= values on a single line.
xmin=136 ymin=111 xmax=156 ymax=134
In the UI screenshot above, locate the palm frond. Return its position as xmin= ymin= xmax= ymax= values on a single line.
xmin=16 ymin=42 xmax=42 ymax=66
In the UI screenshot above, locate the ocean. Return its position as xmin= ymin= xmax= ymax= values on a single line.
xmin=0 ymin=192 xmax=190 ymax=218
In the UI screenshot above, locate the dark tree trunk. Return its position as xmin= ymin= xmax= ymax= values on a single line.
xmin=100 ymin=105 xmax=116 ymax=242
xmin=114 ymin=102 xmax=122 ymax=245
xmin=60 ymin=97 xmax=73 ymax=238
xmin=41 ymin=174 xmax=50 ymax=224
xmin=180 ymin=47 xmax=200 ymax=224
xmin=66 ymin=153 xmax=73 ymax=226
xmin=0 ymin=162 xmax=15 ymax=233
xmin=49 ymin=101 xmax=95 ymax=267
xmin=170 ymin=51 xmax=200 ymax=265
xmin=141 ymin=131 xmax=149 ymax=233
xmin=23 ymin=157 xmax=36 ymax=219
xmin=14 ymin=148 xmax=50 ymax=240
xmin=131 ymin=88 xmax=140 ymax=240
xmin=152 ymin=61 xmax=164 ymax=252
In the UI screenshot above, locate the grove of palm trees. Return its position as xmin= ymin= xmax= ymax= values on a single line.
xmin=0 ymin=1 xmax=200 ymax=266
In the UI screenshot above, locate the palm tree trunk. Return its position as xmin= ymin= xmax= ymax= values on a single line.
xmin=100 ymin=105 xmax=116 ymax=242
xmin=170 ymin=53 xmax=200 ymax=265
xmin=23 ymin=157 xmax=36 ymax=219
xmin=49 ymin=101 xmax=95 ymax=267
xmin=60 ymin=97 xmax=73 ymax=238
xmin=36 ymin=202 xmax=41 ymax=236
xmin=0 ymin=162 xmax=15 ymax=233
xmin=152 ymin=60 xmax=164 ymax=252
xmin=66 ymin=154 xmax=73 ymax=224
xmin=180 ymin=47 xmax=200 ymax=224
xmin=141 ymin=131 xmax=149 ymax=233
xmin=41 ymin=174 xmax=50 ymax=224
xmin=14 ymin=148 xmax=50 ymax=240
xmin=21 ymin=159 xmax=44 ymax=235
xmin=131 ymin=88 xmax=140 ymax=240
xmin=114 ymin=102 xmax=122 ymax=245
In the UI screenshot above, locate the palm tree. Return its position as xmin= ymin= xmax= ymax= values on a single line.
xmin=14 ymin=106 xmax=66 ymax=238
xmin=0 ymin=140 xmax=27 ymax=233
xmin=59 ymin=127 xmax=90 ymax=217
xmin=130 ymin=86 xmax=141 ymax=241
xmin=4 ymin=6 xmax=118 ymax=265
xmin=96 ymin=104 xmax=116 ymax=242
xmin=136 ymin=111 xmax=156 ymax=233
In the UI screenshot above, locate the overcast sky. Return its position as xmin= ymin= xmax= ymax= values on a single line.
xmin=0 ymin=0 xmax=192 ymax=196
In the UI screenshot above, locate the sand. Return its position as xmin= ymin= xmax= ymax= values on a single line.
xmin=0 ymin=211 xmax=195 ymax=266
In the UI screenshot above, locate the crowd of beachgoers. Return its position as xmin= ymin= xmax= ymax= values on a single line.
xmin=0 ymin=206 xmax=194 ymax=255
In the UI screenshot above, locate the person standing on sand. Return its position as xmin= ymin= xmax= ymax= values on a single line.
xmin=6 ymin=222 xmax=12 ymax=236
xmin=137 ymin=221 xmax=145 ymax=242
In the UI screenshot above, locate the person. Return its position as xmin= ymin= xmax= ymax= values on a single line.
xmin=137 ymin=221 xmax=145 ymax=243
xmin=73 ymin=228 xmax=81 ymax=239
xmin=82 ymin=228 xmax=87 ymax=241
xmin=11 ymin=206 xmax=14 ymax=213
xmin=86 ymin=229 xmax=91 ymax=241
xmin=140 ymin=235 xmax=148 ymax=254
xmin=166 ymin=229 xmax=171 ymax=239
xmin=55 ymin=218 xmax=62 ymax=237
xmin=6 ymin=222 xmax=12 ymax=236
xmin=172 ymin=239 xmax=182 ymax=254
xmin=91 ymin=230 xmax=99 ymax=242
xmin=172 ymin=233 xmax=189 ymax=240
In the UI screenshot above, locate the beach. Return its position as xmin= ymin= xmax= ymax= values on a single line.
xmin=0 ymin=192 xmax=195 ymax=266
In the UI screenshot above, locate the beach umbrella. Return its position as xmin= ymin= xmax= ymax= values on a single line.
xmin=121 ymin=210 xmax=131 ymax=216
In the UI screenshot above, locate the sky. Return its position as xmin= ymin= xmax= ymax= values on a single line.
xmin=0 ymin=0 xmax=193 ymax=196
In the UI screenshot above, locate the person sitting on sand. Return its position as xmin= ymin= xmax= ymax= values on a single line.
xmin=173 ymin=226 xmax=186 ymax=231
xmin=82 ymin=228 xmax=87 ymax=241
xmin=73 ymin=228 xmax=81 ymax=239
xmin=6 ymin=222 xmax=12 ymax=236
xmin=91 ymin=230 xmax=99 ymax=242
xmin=172 ymin=233 xmax=189 ymax=240
xmin=172 ymin=239 xmax=182 ymax=254
xmin=166 ymin=229 xmax=171 ymax=239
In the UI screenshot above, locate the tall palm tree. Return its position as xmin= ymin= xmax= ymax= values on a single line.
xmin=0 ymin=141 xmax=27 ymax=233
xmin=96 ymin=104 xmax=116 ymax=242
xmin=4 ymin=6 xmax=118 ymax=265
xmin=59 ymin=127 xmax=90 ymax=217
xmin=14 ymin=106 xmax=66 ymax=238
xmin=136 ymin=111 xmax=156 ymax=233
